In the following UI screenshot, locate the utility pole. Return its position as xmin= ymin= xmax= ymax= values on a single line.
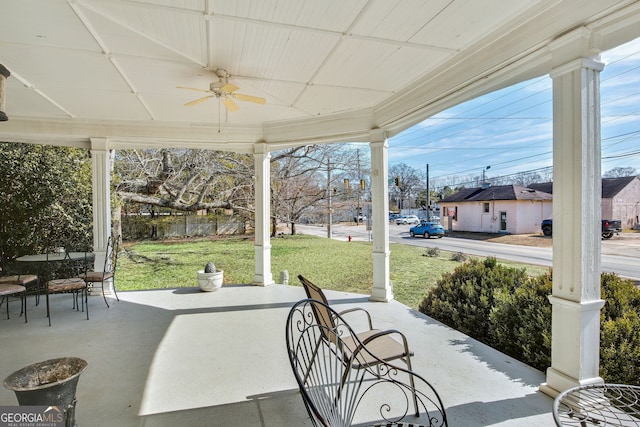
xmin=426 ymin=163 xmax=430 ymax=216
xmin=356 ymin=151 xmax=361 ymax=224
xmin=327 ymin=158 xmax=332 ymax=238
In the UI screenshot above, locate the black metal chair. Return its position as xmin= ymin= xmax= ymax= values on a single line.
xmin=79 ymin=234 xmax=120 ymax=307
xmin=45 ymin=245 xmax=91 ymax=326
xmin=0 ymin=240 xmax=39 ymax=305
xmin=286 ymin=298 xmax=448 ymax=427
xmin=0 ymin=283 xmax=27 ymax=322
xmin=298 ymin=275 xmax=416 ymax=374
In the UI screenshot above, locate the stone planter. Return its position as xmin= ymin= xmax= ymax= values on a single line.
xmin=197 ymin=270 xmax=223 ymax=292
xmin=3 ymin=357 xmax=88 ymax=427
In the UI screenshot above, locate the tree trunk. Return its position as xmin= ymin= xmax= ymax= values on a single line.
xmin=270 ymin=216 xmax=277 ymax=238
xmin=290 ymin=222 xmax=296 ymax=235
xmin=112 ymin=205 xmax=123 ymax=241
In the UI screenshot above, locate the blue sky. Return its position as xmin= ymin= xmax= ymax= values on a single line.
xmin=387 ymin=37 xmax=640 ymax=188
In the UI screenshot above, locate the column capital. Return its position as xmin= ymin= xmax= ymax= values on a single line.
xmin=550 ymin=57 xmax=604 ymax=79
xmin=369 ymin=128 xmax=387 ymax=144
xmin=90 ymin=137 xmax=110 ymax=151
xmin=254 ymin=141 xmax=270 ymax=155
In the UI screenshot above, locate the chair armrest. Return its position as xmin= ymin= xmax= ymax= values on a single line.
xmin=337 ymin=307 xmax=374 ymax=330
xmin=360 ymin=328 xmax=410 ymax=350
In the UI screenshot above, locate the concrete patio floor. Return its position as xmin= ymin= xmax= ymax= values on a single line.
xmin=0 ymin=284 xmax=555 ymax=426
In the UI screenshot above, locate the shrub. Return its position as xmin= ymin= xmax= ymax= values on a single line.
xmin=600 ymin=311 xmax=640 ymax=385
xmin=601 ymin=272 xmax=640 ymax=321
xmin=419 ymin=257 xmax=528 ymax=343
xmin=600 ymin=273 xmax=640 ymax=385
xmin=490 ymin=271 xmax=552 ymax=371
xmin=421 ymin=263 xmax=640 ymax=384
xmin=450 ymin=252 xmax=467 ymax=262
xmin=423 ymin=247 xmax=440 ymax=257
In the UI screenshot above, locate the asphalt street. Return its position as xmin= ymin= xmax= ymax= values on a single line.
xmin=295 ymin=223 xmax=640 ymax=281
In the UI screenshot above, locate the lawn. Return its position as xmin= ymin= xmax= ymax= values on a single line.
xmin=117 ymin=234 xmax=549 ymax=309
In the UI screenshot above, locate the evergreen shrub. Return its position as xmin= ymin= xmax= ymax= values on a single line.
xmin=418 ymin=257 xmax=528 ymax=343
xmin=419 ymin=262 xmax=640 ymax=384
xmin=489 ymin=271 xmax=552 ymax=371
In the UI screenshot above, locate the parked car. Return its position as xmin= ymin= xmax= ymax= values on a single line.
xmin=395 ymin=215 xmax=420 ymax=225
xmin=355 ymin=214 xmax=367 ymax=222
xmin=410 ymin=221 xmax=445 ymax=238
xmin=389 ymin=213 xmax=402 ymax=221
xmin=541 ymin=218 xmax=622 ymax=239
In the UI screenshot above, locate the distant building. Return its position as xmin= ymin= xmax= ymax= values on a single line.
xmin=441 ymin=176 xmax=640 ymax=234
xmin=530 ymin=176 xmax=640 ymax=230
xmin=440 ymin=185 xmax=552 ymax=234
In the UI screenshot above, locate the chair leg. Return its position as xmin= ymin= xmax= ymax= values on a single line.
xmin=21 ymin=290 xmax=27 ymax=323
xmin=99 ymin=281 xmax=111 ymax=308
xmin=1 ymin=296 xmax=8 ymax=319
xmin=84 ymin=288 xmax=89 ymax=320
xmin=112 ymin=280 xmax=119 ymax=302
xmin=46 ymin=292 xmax=51 ymax=327
xmin=404 ymin=353 xmax=419 ymax=417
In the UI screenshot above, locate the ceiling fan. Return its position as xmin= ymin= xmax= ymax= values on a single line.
xmin=177 ymin=69 xmax=266 ymax=112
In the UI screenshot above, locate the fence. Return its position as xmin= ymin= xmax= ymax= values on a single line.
xmin=121 ymin=215 xmax=246 ymax=240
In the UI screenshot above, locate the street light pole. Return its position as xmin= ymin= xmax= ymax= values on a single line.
xmin=482 ymin=165 xmax=491 ymax=184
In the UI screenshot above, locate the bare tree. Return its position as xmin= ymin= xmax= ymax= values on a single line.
xmin=115 ymin=148 xmax=254 ymax=215
xmin=271 ymin=145 xmax=367 ymax=234
xmin=389 ymin=163 xmax=422 ymax=210
xmin=603 ymin=167 xmax=637 ymax=178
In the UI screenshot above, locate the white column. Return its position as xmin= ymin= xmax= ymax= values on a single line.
xmin=90 ymin=138 xmax=112 ymax=292
xmin=369 ymin=130 xmax=393 ymax=302
xmin=253 ymin=142 xmax=274 ymax=286
xmin=541 ymin=57 xmax=605 ymax=396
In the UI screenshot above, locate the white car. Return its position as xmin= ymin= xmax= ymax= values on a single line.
xmin=395 ymin=215 xmax=420 ymax=225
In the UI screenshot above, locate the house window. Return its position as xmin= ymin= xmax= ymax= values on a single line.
xmin=483 ymin=202 xmax=490 ymax=213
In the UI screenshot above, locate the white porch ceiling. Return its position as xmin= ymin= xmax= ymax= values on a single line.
xmin=1 ymin=0 xmax=640 ymax=152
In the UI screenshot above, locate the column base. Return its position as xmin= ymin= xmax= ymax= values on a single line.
xmin=252 ymin=274 xmax=274 ymax=287
xmin=369 ymin=285 xmax=393 ymax=302
xmin=540 ymin=367 xmax=603 ymax=397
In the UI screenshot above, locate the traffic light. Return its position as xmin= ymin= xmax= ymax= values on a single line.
xmin=360 ymin=179 xmax=365 ymax=190
xmin=344 ymin=178 xmax=349 ymax=188
xmin=394 ymin=176 xmax=400 ymax=187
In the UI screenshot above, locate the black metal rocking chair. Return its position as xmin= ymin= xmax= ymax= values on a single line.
xmin=286 ymin=298 xmax=448 ymax=427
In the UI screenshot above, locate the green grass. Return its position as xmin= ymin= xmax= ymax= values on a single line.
xmin=117 ymin=234 xmax=550 ymax=309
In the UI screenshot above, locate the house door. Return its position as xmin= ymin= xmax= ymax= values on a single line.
xmin=500 ymin=211 xmax=507 ymax=232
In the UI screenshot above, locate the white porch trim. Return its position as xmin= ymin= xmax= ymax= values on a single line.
xmin=369 ymin=130 xmax=393 ymax=302
xmin=253 ymin=142 xmax=274 ymax=286
xmin=90 ymin=137 xmax=112 ymax=293
xmin=542 ymin=52 xmax=605 ymax=395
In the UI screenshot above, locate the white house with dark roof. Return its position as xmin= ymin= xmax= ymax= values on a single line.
xmin=440 ymin=185 xmax=553 ymax=234
xmin=443 ymin=176 xmax=640 ymax=234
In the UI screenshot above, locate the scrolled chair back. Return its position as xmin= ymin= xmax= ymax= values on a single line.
xmin=286 ymin=298 xmax=448 ymax=427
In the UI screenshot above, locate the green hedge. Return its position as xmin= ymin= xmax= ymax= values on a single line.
xmin=419 ymin=259 xmax=640 ymax=384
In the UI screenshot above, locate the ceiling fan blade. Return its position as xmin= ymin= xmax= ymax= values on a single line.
xmin=185 ymin=96 xmax=214 ymax=106
xmin=221 ymin=83 xmax=239 ymax=93
xmin=233 ymin=93 xmax=267 ymax=104
xmin=177 ymin=86 xmax=210 ymax=93
xmin=222 ymin=97 xmax=240 ymax=112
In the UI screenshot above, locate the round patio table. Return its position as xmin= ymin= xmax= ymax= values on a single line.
xmin=16 ymin=252 xmax=91 ymax=262
xmin=553 ymin=383 xmax=640 ymax=426
xmin=14 ymin=252 xmax=94 ymax=287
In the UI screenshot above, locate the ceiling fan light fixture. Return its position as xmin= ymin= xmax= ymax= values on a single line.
xmin=177 ymin=68 xmax=266 ymax=112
